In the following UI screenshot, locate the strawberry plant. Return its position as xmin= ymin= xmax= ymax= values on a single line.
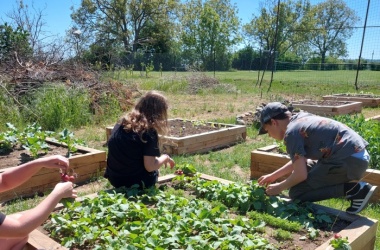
xmin=45 ymin=175 xmax=340 ymax=249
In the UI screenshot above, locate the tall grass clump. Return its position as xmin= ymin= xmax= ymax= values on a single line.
xmin=92 ymin=91 xmax=125 ymax=124
xmin=0 ymin=88 xmax=23 ymax=130
xmin=22 ymin=84 xmax=92 ymax=131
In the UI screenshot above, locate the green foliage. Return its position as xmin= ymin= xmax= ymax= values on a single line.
xmin=273 ymin=229 xmax=292 ymax=241
xmin=46 ymin=185 xmax=276 ymax=249
xmin=0 ymin=23 xmax=32 ymax=62
xmin=0 ymin=123 xmax=19 ymax=153
xmin=333 ymin=114 xmax=380 ymax=169
xmin=57 ymin=128 xmax=86 ymax=157
xmin=18 ymin=123 xmax=53 ymax=159
xmin=330 ymin=236 xmax=351 ymax=250
xmin=180 ymin=163 xmax=197 ymax=175
xmin=0 ymin=87 xmax=22 ymax=129
xmin=22 ymin=85 xmax=92 ymax=131
xmin=45 ymin=177 xmax=336 ymax=249
xmin=0 ymin=123 xmax=85 ymax=159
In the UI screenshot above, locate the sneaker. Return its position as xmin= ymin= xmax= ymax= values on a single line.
xmin=346 ymin=181 xmax=377 ymax=214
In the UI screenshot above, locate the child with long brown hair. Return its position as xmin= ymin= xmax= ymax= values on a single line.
xmin=105 ymin=90 xmax=175 ymax=189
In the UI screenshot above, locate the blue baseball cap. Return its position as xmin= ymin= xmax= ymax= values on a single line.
xmin=258 ymin=102 xmax=289 ymax=135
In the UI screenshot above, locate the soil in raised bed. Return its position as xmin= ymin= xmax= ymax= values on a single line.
xmin=167 ymin=119 xmax=225 ymax=137
xmin=0 ymin=144 xmax=82 ymax=170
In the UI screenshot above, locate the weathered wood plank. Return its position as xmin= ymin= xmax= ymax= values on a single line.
xmin=323 ymin=95 xmax=380 ymax=108
xmin=292 ymin=101 xmax=362 ymax=116
xmin=106 ymin=119 xmax=246 ymax=155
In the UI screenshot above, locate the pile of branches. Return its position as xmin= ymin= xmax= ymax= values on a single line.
xmin=0 ymin=58 xmax=135 ymax=116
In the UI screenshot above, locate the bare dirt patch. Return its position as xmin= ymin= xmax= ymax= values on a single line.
xmin=0 ymin=144 xmax=79 ymax=170
xmin=167 ymin=119 xmax=223 ymax=137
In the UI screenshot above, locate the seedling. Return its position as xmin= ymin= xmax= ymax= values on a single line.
xmin=58 ymin=128 xmax=85 ymax=157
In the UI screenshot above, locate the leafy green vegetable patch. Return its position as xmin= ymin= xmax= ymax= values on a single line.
xmin=44 ymin=175 xmax=349 ymax=249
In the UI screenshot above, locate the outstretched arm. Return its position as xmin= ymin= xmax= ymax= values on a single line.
xmin=0 ymin=181 xmax=77 ymax=238
xmin=264 ymin=157 xmax=308 ymax=196
xmin=258 ymin=160 xmax=294 ymax=186
xmin=0 ymin=155 xmax=69 ymax=192
xmin=144 ymin=154 xmax=175 ymax=172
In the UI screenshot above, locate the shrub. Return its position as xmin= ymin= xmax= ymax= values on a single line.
xmin=23 ymin=84 xmax=92 ymax=131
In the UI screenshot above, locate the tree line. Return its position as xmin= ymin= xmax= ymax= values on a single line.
xmin=1 ymin=0 xmax=378 ymax=72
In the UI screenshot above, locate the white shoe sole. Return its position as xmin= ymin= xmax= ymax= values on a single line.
xmin=346 ymin=185 xmax=377 ymax=214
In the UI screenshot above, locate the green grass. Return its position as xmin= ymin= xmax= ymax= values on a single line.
xmin=1 ymin=69 xmax=379 ymax=248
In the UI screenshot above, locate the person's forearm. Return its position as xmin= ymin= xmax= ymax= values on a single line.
xmin=0 ymin=161 xmax=43 ymax=192
xmin=278 ymin=170 xmax=307 ymax=191
xmin=144 ymin=154 xmax=170 ymax=172
xmin=6 ymin=191 xmax=62 ymax=237
xmin=270 ymin=160 xmax=293 ymax=180
xmin=278 ymin=158 xmax=308 ymax=191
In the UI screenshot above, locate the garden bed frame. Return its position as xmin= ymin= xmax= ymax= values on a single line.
xmin=106 ymin=118 xmax=247 ymax=155
xmin=366 ymin=115 xmax=380 ymax=122
xmin=0 ymin=139 xmax=106 ymax=203
xmin=25 ymin=173 xmax=378 ymax=250
xmin=250 ymin=145 xmax=380 ymax=202
xmin=291 ymin=100 xmax=362 ymax=116
xmin=323 ymin=94 xmax=380 ymax=107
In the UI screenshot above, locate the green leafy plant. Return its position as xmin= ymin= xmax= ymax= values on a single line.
xmin=57 ymin=128 xmax=85 ymax=157
xmin=0 ymin=123 xmax=19 ymax=152
xmin=18 ymin=123 xmax=53 ymax=159
xmin=330 ymin=234 xmax=351 ymax=250
xmin=45 ymin=176 xmax=338 ymax=249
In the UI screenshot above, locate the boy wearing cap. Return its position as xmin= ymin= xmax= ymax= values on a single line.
xmin=257 ymin=102 xmax=377 ymax=214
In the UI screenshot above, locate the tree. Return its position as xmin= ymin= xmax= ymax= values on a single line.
xmin=5 ymin=0 xmax=66 ymax=65
xmin=179 ymin=0 xmax=241 ymax=71
xmin=305 ymin=0 xmax=359 ymax=69
xmin=71 ymin=0 xmax=179 ymax=57
xmin=0 ymin=23 xmax=31 ymax=64
xmin=243 ymin=0 xmax=310 ymax=59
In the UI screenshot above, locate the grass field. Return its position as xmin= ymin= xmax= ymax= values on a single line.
xmin=1 ymin=69 xmax=380 ymax=248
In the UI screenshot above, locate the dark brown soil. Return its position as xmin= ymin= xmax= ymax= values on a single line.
xmin=168 ymin=119 xmax=224 ymax=137
xmin=0 ymin=144 xmax=80 ymax=170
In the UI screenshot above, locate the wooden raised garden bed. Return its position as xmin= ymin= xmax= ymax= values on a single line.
xmin=106 ymin=118 xmax=247 ymax=155
xmin=366 ymin=115 xmax=380 ymax=122
xmin=291 ymin=100 xmax=362 ymax=116
xmin=0 ymin=139 xmax=106 ymax=203
xmin=25 ymin=173 xmax=378 ymax=250
xmin=250 ymin=145 xmax=380 ymax=202
xmin=323 ymin=94 xmax=380 ymax=107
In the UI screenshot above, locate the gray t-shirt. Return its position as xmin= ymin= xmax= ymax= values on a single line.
xmin=284 ymin=112 xmax=368 ymax=162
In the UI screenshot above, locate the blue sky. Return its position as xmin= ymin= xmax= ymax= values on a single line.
xmin=1 ymin=0 xmax=379 ymax=59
